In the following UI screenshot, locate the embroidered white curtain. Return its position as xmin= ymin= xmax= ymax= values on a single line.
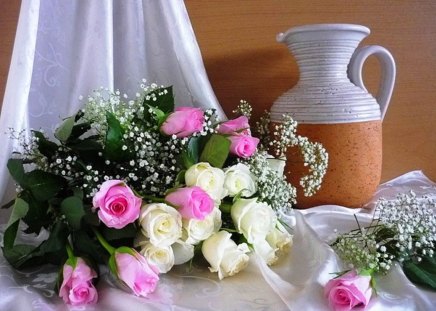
xmin=0 ymin=0 xmax=225 ymax=204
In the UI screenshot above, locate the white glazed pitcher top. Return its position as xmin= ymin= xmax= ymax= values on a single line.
xmin=271 ymin=24 xmax=395 ymax=124
xmin=277 ymin=23 xmax=370 ymax=44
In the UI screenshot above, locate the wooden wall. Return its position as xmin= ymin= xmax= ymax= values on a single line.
xmin=1 ymin=1 xmax=435 ymax=182
xmin=0 ymin=0 xmax=20 ymax=109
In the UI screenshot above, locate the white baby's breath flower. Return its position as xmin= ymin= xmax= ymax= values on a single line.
xmin=332 ymin=192 xmax=436 ymax=274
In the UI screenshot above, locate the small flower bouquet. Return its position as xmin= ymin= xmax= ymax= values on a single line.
xmin=326 ymin=192 xmax=436 ymax=311
xmin=2 ymin=81 xmax=327 ymax=306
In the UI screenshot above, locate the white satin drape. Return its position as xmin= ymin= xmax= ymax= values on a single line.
xmin=0 ymin=0 xmax=225 ymax=205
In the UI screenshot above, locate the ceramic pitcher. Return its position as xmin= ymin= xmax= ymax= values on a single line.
xmin=271 ymin=24 xmax=396 ymax=208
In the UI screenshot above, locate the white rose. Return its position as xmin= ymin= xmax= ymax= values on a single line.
xmin=223 ymin=163 xmax=257 ymax=197
xmin=266 ymin=221 xmax=293 ymax=254
xmin=185 ymin=162 xmax=226 ymax=201
xmin=139 ymin=203 xmax=182 ymax=247
xmin=253 ymin=239 xmax=278 ymax=265
xmin=231 ymin=198 xmax=277 ymax=243
xmin=201 ymin=231 xmax=250 ymax=280
xmin=137 ymin=241 xmax=175 ymax=273
xmin=172 ymin=240 xmax=195 ymax=265
xmin=182 ymin=207 xmax=222 ymax=245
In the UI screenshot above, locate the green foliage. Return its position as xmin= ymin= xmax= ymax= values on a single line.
xmin=60 ymin=196 xmax=85 ymax=230
xmin=143 ymin=86 xmax=174 ymax=113
xmin=72 ymin=230 xmax=107 ymax=264
xmin=404 ymin=255 xmax=436 ymax=290
xmin=25 ymin=170 xmax=66 ymax=202
xmin=3 ymin=220 xmax=69 ymax=269
xmin=200 ymin=134 xmax=230 ymax=168
xmin=7 ymin=159 xmax=26 ymax=188
xmin=105 ymin=111 xmax=126 ymax=161
xmin=32 ymin=130 xmax=58 ymax=158
xmin=54 ymin=115 xmax=75 ymax=142
xmin=181 ymin=136 xmax=201 ymax=169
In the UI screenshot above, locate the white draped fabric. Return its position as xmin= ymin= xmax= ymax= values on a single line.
xmin=0 ymin=171 xmax=435 ymax=310
xmin=0 ymin=0 xmax=225 ymax=205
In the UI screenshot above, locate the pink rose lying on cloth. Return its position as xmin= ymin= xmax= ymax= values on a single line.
xmin=112 ymin=248 xmax=160 ymax=297
xmin=165 ymin=186 xmax=214 ymax=220
xmin=59 ymin=258 xmax=98 ymax=306
xmin=324 ymin=270 xmax=372 ymax=311
xmin=93 ymin=180 xmax=142 ymax=229
xmin=228 ymin=135 xmax=259 ymax=158
xmin=217 ymin=116 xmax=250 ymax=135
xmin=161 ymin=107 xmax=204 ymax=138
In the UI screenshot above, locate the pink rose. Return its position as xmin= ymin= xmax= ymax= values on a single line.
xmin=93 ymin=180 xmax=142 ymax=229
xmin=217 ymin=116 xmax=250 ymax=135
xmin=59 ymin=258 xmax=98 ymax=306
xmin=165 ymin=186 xmax=214 ymax=220
xmin=325 ymin=270 xmax=372 ymax=311
xmin=228 ymin=135 xmax=259 ymax=158
xmin=113 ymin=248 xmax=160 ymax=297
xmin=161 ymin=107 xmax=204 ymax=138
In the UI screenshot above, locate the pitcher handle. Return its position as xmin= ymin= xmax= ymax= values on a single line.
xmin=348 ymin=45 xmax=396 ymax=120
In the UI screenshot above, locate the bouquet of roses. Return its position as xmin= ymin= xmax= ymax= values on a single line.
xmin=2 ymin=81 xmax=327 ymax=306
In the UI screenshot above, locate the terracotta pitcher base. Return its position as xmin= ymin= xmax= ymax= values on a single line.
xmin=283 ymin=121 xmax=382 ymax=209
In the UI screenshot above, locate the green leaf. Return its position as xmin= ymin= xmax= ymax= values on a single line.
xmin=2 ymin=220 xmax=68 ymax=269
xmin=32 ymin=131 xmax=59 ymax=158
xmin=2 ymin=243 xmax=38 ymax=269
xmin=6 ymin=198 xmax=29 ymax=227
xmin=83 ymin=207 xmax=100 ymax=226
xmin=403 ymin=255 xmax=436 ymax=290
xmin=25 ymin=170 xmax=66 ymax=202
xmin=72 ymin=230 xmax=107 ymax=264
xmin=70 ymin=138 xmax=102 ymax=151
xmin=72 ymin=188 xmax=84 ymax=200
xmin=7 ymin=158 xmax=26 ymax=187
xmin=54 ymin=115 xmax=75 ymax=142
xmin=67 ymin=122 xmax=91 ymax=142
xmin=38 ymin=221 xmax=69 ymax=255
xmin=60 ymin=196 xmax=85 ymax=230
xmin=181 ymin=136 xmax=200 ymax=169
xmin=18 ymin=191 xmax=52 ymax=234
xmin=199 ymin=134 xmax=230 ymax=168
xmin=105 ymin=112 xmax=125 ymax=161
xmin=147 ymin=105 xmax=167 ymax=126
xmin=143 ymin=86 xmax=174 ymax=113
xmin=175 ymin=169 xmax=186 ymax=186
xmin=102 ymin=224 xmax=137 ymax=241
xmin=3 ymin=219 xmax=21 ymax=250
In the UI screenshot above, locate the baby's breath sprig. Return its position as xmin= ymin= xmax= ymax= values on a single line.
xmin=241 ymin=151 xmax=296 ymax=215
xmin=249 ymin=107 xmax=328 ymax=198
xmin=332 ymin=191 xmax=436 ymax=275
xmin=297 ymin=137 xmax=329 ymax=196
xmin=232 ymin=100 xmax=252 ymax=119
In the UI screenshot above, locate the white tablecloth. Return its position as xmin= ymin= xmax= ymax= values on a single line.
xmin=1 ymin=171 xmax=435 ymax=311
